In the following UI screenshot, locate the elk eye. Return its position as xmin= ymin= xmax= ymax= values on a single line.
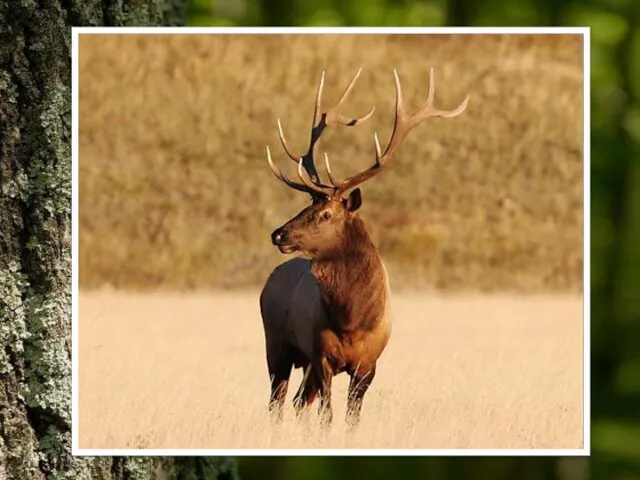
xmin=320 ymin=211 xmax=332 ymax=221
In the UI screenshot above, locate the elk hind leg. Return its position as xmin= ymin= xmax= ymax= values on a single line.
xmin=266 ymin=342 xmax=293 ymax=422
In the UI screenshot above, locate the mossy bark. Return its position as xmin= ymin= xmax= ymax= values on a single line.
xmin=0 ymin=1 xmax=237 ymax=479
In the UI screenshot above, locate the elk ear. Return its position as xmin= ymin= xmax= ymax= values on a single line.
xmin=344 ymin=188 xmax=362 ymax=212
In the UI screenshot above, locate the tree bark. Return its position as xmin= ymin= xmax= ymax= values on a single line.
xmin=0 ymin=1 xmax=238 ymax=479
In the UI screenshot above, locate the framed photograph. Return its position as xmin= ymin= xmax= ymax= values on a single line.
xmin=72 ymin=26 xmax=589 ymax=456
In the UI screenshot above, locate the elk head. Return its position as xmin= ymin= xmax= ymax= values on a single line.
xmin=267 ymin=68 xmax=469 ymax=260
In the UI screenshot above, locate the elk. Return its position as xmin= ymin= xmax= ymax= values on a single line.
xmin=259 ymin=67 xmax=469 ymax=427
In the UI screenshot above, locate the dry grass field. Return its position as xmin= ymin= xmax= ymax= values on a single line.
xmin=78 ymin=290 xmax=583 ymax=450
xmin=77 ymin=33 xmax=585 ymax=451
xmin=79 ymin=33 xmax=583 ymax=292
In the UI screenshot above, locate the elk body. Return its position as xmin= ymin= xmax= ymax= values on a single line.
xmin=260 ymin=68 xmax=469 ymax=427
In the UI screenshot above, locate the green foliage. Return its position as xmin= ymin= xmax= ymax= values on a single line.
xmin=170 ymin=458 xmax=241 ymax=480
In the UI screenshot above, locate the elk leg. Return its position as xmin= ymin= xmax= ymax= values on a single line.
xmin=292 ymin=364 xmax=318 ymax=415
xmin=346 ymin=364 xmax=376 ymax=428
xmin=315 ymin=356 xmax=334 ymax=427
xmin=267 ymin=343 xmax=293 ymax=422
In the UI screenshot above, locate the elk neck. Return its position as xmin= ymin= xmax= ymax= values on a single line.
xmin=310 ymin=216 xmax=388 ymax=332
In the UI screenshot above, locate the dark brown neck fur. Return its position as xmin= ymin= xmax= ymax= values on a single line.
xmin=310 ymin=216 xmax=387 ymax=333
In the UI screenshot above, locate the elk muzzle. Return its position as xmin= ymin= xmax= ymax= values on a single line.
xmin=271 ymin=227 xmax=298 ymax=254
xmin=271 ymin=227 xmax=286 ymax=245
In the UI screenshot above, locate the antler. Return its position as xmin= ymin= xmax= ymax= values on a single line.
xmin=270 ymin=69 xmax=375 ymax=190
xmin=266 ymin=147 xmax=333 ymax=199
xmin=327 ymin=67 xmax=470 ymax=196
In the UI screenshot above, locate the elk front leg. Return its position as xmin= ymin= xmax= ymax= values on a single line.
xmin=292 ymin=364 xmax=318 ymax=416
xmin=315 ymin=356 xmax=334 ymax=427
xmin=346 ymin=364 xmax=376 ymax=428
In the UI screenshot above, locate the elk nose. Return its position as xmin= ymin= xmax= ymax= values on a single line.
xmin=271 ymin=228 xmax=287 ymax=245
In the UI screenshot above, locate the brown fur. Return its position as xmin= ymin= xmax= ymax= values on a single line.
xmin=260 ymin=190 xmax=392 ymax=427
xmin=311 ymin=216 xmax=387 ymax=333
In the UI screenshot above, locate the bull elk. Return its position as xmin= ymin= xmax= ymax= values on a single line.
xmin=260 ymin=67 xmax=469 ymax=427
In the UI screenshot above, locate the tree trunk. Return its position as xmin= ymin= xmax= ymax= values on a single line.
xmin=0 ymin=1 xmax=238 ymax=479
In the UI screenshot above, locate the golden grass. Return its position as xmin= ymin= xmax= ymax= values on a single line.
xmin=78 ymin=33 xmax=584 ymax=292
xmin=78 ymin=291 xmax=583 ymax=450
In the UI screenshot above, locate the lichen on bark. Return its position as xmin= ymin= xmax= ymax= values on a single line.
xmin=61 ymin=0 xmax=186 ymax=26
xmin=0 ymin=1 xmax=237 ymax=479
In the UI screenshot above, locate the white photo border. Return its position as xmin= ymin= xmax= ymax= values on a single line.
xmin=71 ymin=26 xmax=591 ymax=457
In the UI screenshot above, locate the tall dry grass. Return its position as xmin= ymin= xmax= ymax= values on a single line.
xmin=78 ymin=291 xmax=583 ymax=450
xmin=79 ymin=34 xmax=583 ymax=292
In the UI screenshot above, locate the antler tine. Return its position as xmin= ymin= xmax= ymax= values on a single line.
xmin=312 ymin=70 xmax=326 ymax=127
xmin=296 ymin=157 xmax=334 ymax=197
xmin=383 ymin=67 xmax=469 ymax=161
xmin=274 ymin=70 xmax=328 ymax=167
xmin=325 ymin=68 xmax=376 ymax=126
xmin=266 ymin=146 xmax=328 ymax=197
xmin=330 ymin=68 xmax=469 ymax=196
xmin=413 ymin=67 xmax=470 ymax=123
xmin=277 ymin=118 xmax=299 ymax=163
xmin=379 ymin=68 xmax=408 ymax=164
xmin=323 ymin=152 xmax=341 ymax=188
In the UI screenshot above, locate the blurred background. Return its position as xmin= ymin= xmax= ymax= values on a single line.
xmin=79 ymin=34 xmax=582 ymax=293
xmin=181 ymin=0 xmax=638 ymax=477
